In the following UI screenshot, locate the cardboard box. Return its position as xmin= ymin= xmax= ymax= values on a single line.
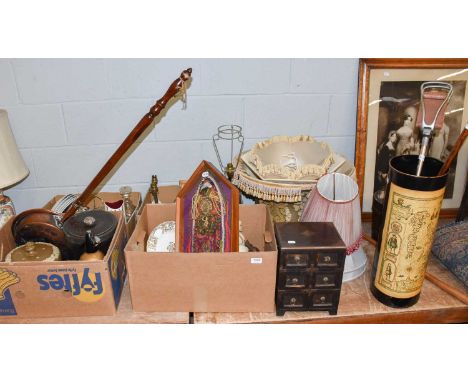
xmin=125 ymin=204 xmax=278 ymax=313
xmin=44 ymin=192 xmax=142 ymax=238
xmin=0 ymin=213 xmax=127 ymax=319
xmin=141 ymin=185 xmax=180 ymax=207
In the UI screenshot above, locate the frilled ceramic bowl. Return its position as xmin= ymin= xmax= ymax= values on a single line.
xmin=242 ymin=135 xmax=334 ymax=182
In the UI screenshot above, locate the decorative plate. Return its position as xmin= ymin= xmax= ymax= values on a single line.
xmin=242 ymin=135 xmax=334 ymax=182
xmin=147 ymin=221 xmax=176 ymax=253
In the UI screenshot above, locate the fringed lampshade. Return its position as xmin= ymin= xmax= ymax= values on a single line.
xmin=300 ymin=173 xmax=367 ymax=282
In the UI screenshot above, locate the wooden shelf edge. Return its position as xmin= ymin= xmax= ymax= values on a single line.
xmin=231 ymin=306 xmax=468 ymax=324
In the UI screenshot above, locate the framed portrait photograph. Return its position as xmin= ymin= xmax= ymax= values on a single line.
xmin=355 ymin=58 xmax=468 ymax=216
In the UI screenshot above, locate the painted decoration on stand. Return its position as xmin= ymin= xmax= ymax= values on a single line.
xmin=176 ymin=161 xmax=239 ymax=253
xmin=0 ymin=195 xmax=15 ymax=230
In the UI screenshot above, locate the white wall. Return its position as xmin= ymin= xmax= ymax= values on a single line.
xmin=0 ymin=58 xmax=359 ymax=213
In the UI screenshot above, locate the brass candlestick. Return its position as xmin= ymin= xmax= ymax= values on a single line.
xmin=149 ymin=175 xmax=159 ymax=203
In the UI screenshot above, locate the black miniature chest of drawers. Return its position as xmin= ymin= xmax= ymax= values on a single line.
xmin=274 ymin=222 xmax=347 ymax=316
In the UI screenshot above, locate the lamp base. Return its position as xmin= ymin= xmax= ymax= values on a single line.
xmin=343 ymin=246 xmax=367 ymax=282
xmin=0 ymin=191 xmax=16 ymax=229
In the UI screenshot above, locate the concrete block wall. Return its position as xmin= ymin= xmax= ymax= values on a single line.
xmin=0 ymin=58 xmax=359 ymax=213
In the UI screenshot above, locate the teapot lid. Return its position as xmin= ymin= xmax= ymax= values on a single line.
xmin=7 ymin=241 xmax=60 ymax=262
xmin=63 ymin=210 xmax=117 ymax=241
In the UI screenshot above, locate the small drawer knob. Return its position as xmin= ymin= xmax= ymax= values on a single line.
xmin=320 ymin=296 xmax=326 ymax=302
xmin=291 ymin=297 xmax=297 ymax=304
xmin=292 ymin=277 xmax=299 ymax=283
xmin=294 ymin=255 xmax=301 ymax=263
xmin=323 ymin=276 xmax=329 ymax=282
xmin=324 ymin=256 xmax=331 ymax=263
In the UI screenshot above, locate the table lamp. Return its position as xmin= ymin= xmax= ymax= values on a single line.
xmin=300 ymin=172 xmax=367 ymax=282
xmin=0 ymin=109 xmax=29 ymax=228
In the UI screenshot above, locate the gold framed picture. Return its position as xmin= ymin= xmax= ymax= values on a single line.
xmin=355 ymin=58 xmax=468 ymax=216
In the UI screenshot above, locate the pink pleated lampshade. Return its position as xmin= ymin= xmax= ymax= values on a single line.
xmin=300 ymin=173 xmax=362 ymax=254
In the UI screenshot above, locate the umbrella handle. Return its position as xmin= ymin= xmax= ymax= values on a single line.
xmin=438 ymin=124 xmax=468 ymax=176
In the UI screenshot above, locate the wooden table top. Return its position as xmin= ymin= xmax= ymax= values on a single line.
xmin=0 ymin=282 xmax=190 ymax=324
xmin=193 ymin=240 xmax=468 ymax=324
xmin=1 ymin=224 xmax=466 ymax=324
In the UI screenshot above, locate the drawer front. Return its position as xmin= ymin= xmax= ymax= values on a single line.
xmin=313 ymin=271 xmax=341 ymax=288
xmin=310 ymin=290 xmax=339 ymax=308
xmin=315 ymin=252 xmax=343 ymax=268
xmin=284 ymin=253 xmax=309 ymax=268
xmin=277 ymin=292 xmax=308 ymax=310
xmin=278 ymin=271 xmax=308 ymax=289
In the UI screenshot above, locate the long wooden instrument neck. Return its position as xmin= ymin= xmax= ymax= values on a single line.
xmin=62 ymin=68 xmax=192 ymax=221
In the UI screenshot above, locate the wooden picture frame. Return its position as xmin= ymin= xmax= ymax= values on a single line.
xmin=355 ymin=58 xmax=468 ymax=218
xmin=176 ymin=160 xmax=239 ymax=252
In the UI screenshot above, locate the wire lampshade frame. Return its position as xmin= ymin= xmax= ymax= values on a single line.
xmin=212 ymin=124 xmax=245 ymax=180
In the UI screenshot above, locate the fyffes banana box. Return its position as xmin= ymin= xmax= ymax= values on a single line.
xmin=0 ymin=212 xmax=127 ymax=319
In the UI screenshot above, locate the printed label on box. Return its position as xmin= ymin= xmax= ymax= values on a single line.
xmin=0 ymin=268 xmax=20 ymax=316
xmin=36 ymin=267 xmax=105 ymax=303
xmin=251 ymin=258 xmax=263 ymax=264
xmin=109 ymin=240 xmax=127 ymax=308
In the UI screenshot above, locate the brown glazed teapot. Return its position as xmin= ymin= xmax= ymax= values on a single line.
xmin=12 ymin=68 xmax=192 ymax=260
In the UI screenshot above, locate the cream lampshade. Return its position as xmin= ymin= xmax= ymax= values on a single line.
xmin=0 ymin=109 xmax=29 ymax=228
xmin=0 ymin=110 xmax=29 ymax=188
xmin=300 ymin=172 xmax=367 ymax=282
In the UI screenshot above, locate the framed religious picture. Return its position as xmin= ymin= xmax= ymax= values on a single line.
xmin=176 ymin=160 xmax=239 ymax=252
xmin=355 ymin=58 xmax=468 ymax=217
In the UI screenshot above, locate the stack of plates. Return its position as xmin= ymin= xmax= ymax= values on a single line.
xmin=51 ymin=194 xmax=79 ymax=213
